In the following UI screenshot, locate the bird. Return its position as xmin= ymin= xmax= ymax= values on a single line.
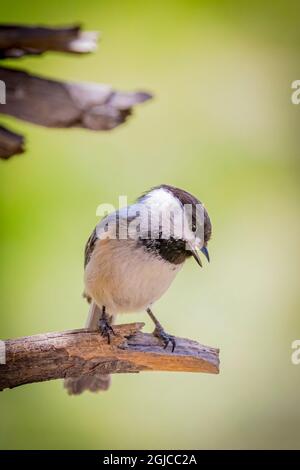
xmin=64 ymin=184 xmax=211 ymax=394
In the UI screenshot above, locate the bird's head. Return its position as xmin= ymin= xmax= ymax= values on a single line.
xmin=136 ymin=184 xmax=212 ymax=266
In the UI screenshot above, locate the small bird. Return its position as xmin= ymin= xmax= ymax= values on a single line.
xmin=64 ymin=184 xmax=211 ymax=394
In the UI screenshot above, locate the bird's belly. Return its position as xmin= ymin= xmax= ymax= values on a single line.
xmin=84 ymin=239 xmax=183 ymax=314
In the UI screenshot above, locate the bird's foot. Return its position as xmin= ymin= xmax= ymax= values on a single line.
xmin=153 ymin=326 xmax=176 ymax=352
xmin=99 ymin=315 xmax=115 ymax=344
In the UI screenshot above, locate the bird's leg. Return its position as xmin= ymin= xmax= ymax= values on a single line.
xmin=98 ymin=306 xmax=115 ymax=344
xmin=146 ymin=307 xmax=176 ymax=352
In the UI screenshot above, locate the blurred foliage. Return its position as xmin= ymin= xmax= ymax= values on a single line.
xmin=0 ymin=0 xmax=299 ymax=450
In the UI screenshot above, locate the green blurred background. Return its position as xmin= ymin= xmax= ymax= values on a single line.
xmin=0 ymin=0 xmax=300 ymax=450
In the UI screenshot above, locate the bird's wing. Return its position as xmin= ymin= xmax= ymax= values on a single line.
xmin=84 ymin=205 xmax=141 ymax=268
xmin=84 ymin=208 xmax=126 ymax=268
xmin=84 ymin=227 xmax=98 ymax=268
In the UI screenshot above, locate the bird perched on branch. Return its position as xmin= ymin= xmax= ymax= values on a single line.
xmin=64 ymin=184 xmax=211 ymax=394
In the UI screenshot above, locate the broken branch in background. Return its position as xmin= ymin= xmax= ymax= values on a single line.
xmin=0 ymin=24 xmax=98 ymax=58
xmin=0 ymin=124 xmax=25 ymax=159
xmin=0 ymin=24 xmax=152 ymax=159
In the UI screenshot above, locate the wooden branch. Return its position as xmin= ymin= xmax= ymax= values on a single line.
xmin=0 ymin=67 xmax=152 ymax=130
xmin=0 ymin=24 xmax=152 ymax=158
xmin=0 ymin=124 xmax=25 ymax=159
xmin=0 ymin=67 xmax=152 ymax=158
xmin=0 ymin=323 xmax=220 ymax=391
xmin=0 ymin=24 xmax=98 ymax=58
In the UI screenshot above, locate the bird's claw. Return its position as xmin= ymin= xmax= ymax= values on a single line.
xmin=99 ymin=317 xmax=116 ymax=344
xmin=154 ymin=327 xmax=176 ymax=352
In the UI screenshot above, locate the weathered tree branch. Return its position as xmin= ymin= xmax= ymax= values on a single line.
xmin=0 ymin=67 xmax=152 ymax=130
xmin=0 ymin=323 xmax=220 ymax=391
xmin=0 ymin=67 xmax=152 ymax=159
xmin=0 ymin=124 xmax=25 ymax=159
xmin=0 ymin=24 xmax=98 ymax=58
xmin=0 ymin=24 xmax=152 ymax=159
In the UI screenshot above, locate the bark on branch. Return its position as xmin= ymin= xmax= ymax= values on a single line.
xmin=0 ymin=323 xmax=220 ymax=391
xmin=0 ymin=24 xmax=98 ymax=58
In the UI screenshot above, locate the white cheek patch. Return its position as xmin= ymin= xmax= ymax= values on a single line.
xmin=143 ymin=188 xmax=205 ymax=247
xmin=140 ymin=188 xmax=185 ymax=240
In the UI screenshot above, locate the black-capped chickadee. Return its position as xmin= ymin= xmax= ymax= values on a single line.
xmin=65 ymin=184 xmax=211 ymax=394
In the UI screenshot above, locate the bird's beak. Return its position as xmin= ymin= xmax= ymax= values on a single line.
xmin=201 ymin=245 xmax=210 ymax=263
xmin=188 ymin=243 xmax=203 ymax=268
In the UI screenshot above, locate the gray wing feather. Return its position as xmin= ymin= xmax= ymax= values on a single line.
xmin=84 ymin=206 xmax=138 ymax=268
xmin=84 ymin=227 xmax=98 ymax=268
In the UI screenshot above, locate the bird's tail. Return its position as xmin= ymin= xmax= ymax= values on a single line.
xmin=64 ymin=302 xmax=112 ymax=394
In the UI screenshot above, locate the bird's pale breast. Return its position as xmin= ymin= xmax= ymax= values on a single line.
xmin=84 ymin=238 xmax=183 ymax=315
